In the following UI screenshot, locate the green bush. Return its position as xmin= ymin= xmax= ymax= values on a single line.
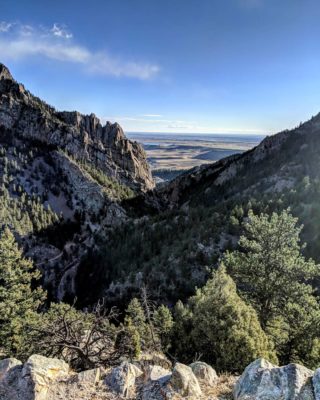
xmin=173 ymin=266 xmax=277 ymax=372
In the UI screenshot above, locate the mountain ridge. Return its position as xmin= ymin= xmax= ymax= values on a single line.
xmin=0 ymin=63 xmax=154 ymax=192
xmin=152 ymin=112 xmax=320 ymax=209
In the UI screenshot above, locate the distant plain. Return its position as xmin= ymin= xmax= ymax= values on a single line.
xmin=127 ymin=132 xmax=265 ymax=171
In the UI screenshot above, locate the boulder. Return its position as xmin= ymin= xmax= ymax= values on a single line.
xmin=312 ymin=369 xmax=320 ymax=400
xmin=0 ymin=358 xmax=22 ymax=382
xmin=138 ymin=363 xmax=171 ymax=400
xmin=170 ymin=362 xmax=202 ymax=398
xmin=189 ymin=361 xmax=218 ymax=387
xmin=19 ymin=354 xmax=70 ymax=400
xmin=140 ymin=381 xmax=168 ymax=400
xmin=106 ymin=361 xmax=143 ymax=398
xmin=234 ymin=358 xmax=314 ymax=400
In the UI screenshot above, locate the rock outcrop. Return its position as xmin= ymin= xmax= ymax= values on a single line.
xmin=234 ymin=358 xmax=315 ymax=400
xmin=0 ymin=63 xmax=154 ymax=192
xmin=105 ymin=361 xmax=143 ymax=398
xmin=19 ymin=355 xmax=70 ymax=400
xmin=0 ymin=355 xmax=70 ymax=400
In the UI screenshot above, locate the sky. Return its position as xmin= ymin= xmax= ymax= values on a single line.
xmin=0 ymin=0 xmax=320 ymax=135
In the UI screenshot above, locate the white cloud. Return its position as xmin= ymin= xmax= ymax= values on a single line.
xmin=51 ymin=23 xmax=73 ymax=39
xmin=0 ymin=21 xmax=160 ymax=80
xmin=142 ymin=114 xmax=163 ymax=118
xmin=0 ymin=21 xmax=12 ymax=32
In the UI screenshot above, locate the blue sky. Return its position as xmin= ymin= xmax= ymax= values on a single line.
xmin=1 ymin=0 xmax=320 ymax=134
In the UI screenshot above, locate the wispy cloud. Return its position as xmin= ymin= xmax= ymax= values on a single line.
xmin=0 ymin=21 xmax=12 ymax=32
xmin=0 ymin=21 xmax=160 ymax=80
xmin=142 ymin=114 xmax=163 ymax=118
xmin=51 ymin=23 xmax=73 ymax=39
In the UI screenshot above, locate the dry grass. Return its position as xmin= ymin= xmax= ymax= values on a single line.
xmin=202 ymin=374 xmax=238 ymax=400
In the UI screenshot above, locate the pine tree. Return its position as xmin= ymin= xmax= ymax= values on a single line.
xmin=153 ymin=304 xmax=173 ymax=351
xmin=0 ymin=227 xmax=46 ymax=358
xmin=125 ymin=297 xmax=153 ymax=350
xmin=224 ymin=209 xmax=320 ymax=366
xmin=225 ymin=209 xmax=317 ymax=329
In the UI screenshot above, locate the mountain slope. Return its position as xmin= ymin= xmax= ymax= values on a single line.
xmin=76 ymin=112 xmax=320 ymax=307
xmin=0 ymin=63 xmax=154 ymax=301
xmin=154 ymin=115 xmax=320 ymax=208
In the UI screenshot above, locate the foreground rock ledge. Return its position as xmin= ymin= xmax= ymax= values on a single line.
xmin=3 ymin=354 xmax=320 ymax=399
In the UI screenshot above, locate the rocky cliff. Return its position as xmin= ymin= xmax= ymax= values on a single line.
xmin=0 ymin=63 xmax=154 ymax=192
xmin=0 ymin=62 xmax=156 ymax=302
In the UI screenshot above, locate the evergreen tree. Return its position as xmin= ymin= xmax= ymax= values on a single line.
xmin=190 ymin=266 xmax=277 ymax=371
xmin=224 ymin=209 xmax=320 ymax=366
xmin=153 ymin=304 xmax=174 ymax=351
xmin=173 ymin=266 xmax=276 ymax=371
xmin=125 ymin=297 xmax=146 ymax=329
xmin=0 ymin=227 xmax=46 ymax=358
xmin=225 ymin=209 xmax=317 ymax=329
xmin=171 ymin=300 xmax=195 ymax=362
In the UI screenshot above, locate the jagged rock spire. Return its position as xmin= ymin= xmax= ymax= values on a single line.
xmin=0 ymin=63 xmax=14 ymax=81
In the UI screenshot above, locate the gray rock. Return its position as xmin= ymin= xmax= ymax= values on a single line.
xmin=0 ymin=358 xmax=22 ymax=382
xmin=106 ymin=361 xmax=143 ymax=398
xmin=140 ymin=381 xmax=167 ymax=400
xmin=189 ymin=361 xmax=218 ymax=387
xmin=0 ymin=63 xmax=13 ymax=81
xmin=234 ymin=358 xmax=315 ymax=400
xmin=19 ymin=354 xmax=69 ymax=400
xmin=170 ymin=362 xmax=202 ymax=398
xmin=145 ymin=365 xmax=171 ymax=382
xmin=312 ymin=369 xmax=320 ymax=400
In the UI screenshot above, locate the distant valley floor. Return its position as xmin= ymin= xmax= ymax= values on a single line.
xmin=128 ymin=132 xmax=265 ymax=172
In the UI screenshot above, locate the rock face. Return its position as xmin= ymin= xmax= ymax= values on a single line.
xmin=234 ymin=358 xmax=315 ymax=400
xmin=0 ymin=63 xmax=154 ymax=192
